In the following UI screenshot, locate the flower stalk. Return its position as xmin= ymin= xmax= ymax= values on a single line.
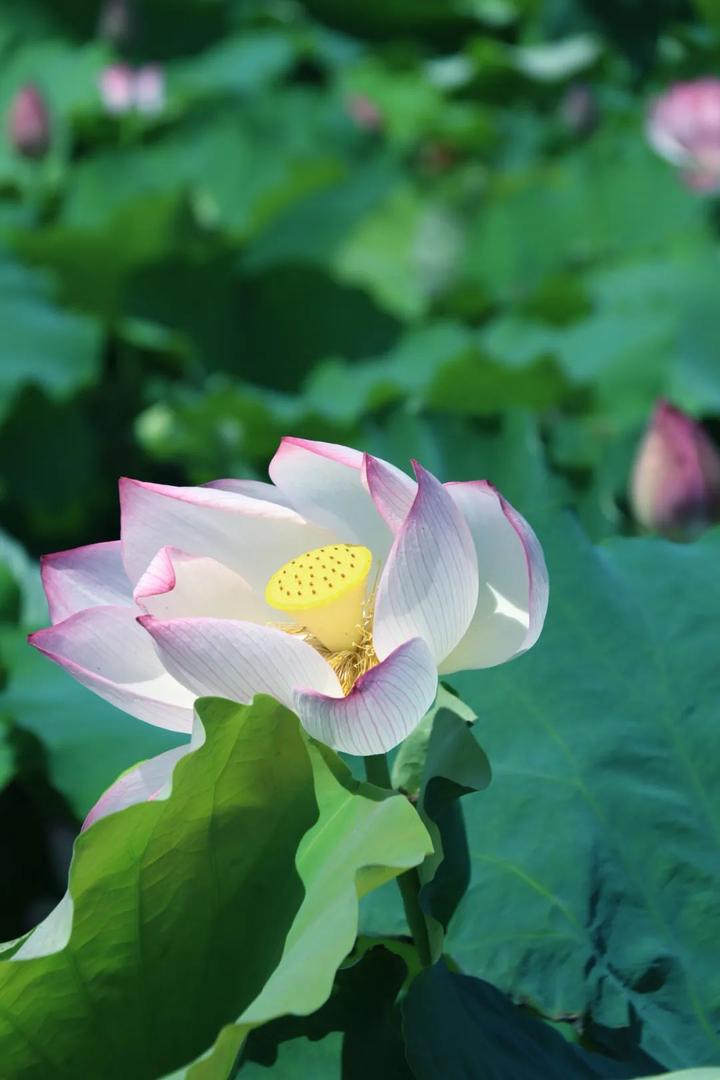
xmin=364 ymin=753 xmax=433 ymax=968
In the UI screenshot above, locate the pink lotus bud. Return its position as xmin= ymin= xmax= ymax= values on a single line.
xmin=647 ymin=78 xmax=720 ymax=193
xmin=560 ymin=83 xmax=599 ymax=137
xmin=7 ymin=83 xmax=50 ymax=159
xmin=630 ymin=401 xmax=720 ymax=538
xmin=133 ymin=65 xmax=165 ymax=116
xmin=98 ymin=0 xmax=135 ymax=46
xmin=346 ymin=93 xmax=383 ymax=132
xmin=99 ymin=63 xmax=135 ymax=115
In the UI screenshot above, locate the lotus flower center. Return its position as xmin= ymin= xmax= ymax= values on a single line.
xmin=265 ymin=544 xmax=373 ymax=653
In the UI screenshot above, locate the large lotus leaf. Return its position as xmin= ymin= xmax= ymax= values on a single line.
xmin=241 ymin=156 xmax=403 ymax=275
xmin=302 ymin=322 xmax=571 ymax=426
xmin=61 ymin=91 xmax=349 ymax=241
xmin=171 ymin=31 xmax=295 ymax=101
xmin=0 ymin=697 xmax=319 ymax=1079
xmin=442 ymin=516 xmax=720 ymax=1070
xmin=0 ymin=256 xmax=101 ymax=423
xmin=13 ymin=192 xmax=196 ymax=320
xmin=460 ymin=132 xmax=705 ymax=302
xmin=481 ymin=250 xmax=720 ymax=423
xmin=403 ymin=962 xmax=638 ymax=1080
xmin=181 ymin=744 xmax=432 ymax=1078
xmin=333 ymin=185 xmax=436 ymax=320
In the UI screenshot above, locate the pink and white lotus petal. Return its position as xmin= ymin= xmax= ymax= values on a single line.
xmin=647 ymin=79 xmax=720 ymax=191
xmin=439 ymin=481 xmax=548 ymax=674
xmin=269 ymin=437 xmax=407 ymax=559
xmin=139 ymin=615 xmax=343 ymax=710
xmin=133 ymin=65 xmax=165 ymax=116
xmin=363 ymin=453 xmax=416 ymax=532
xmin=134 ymin=547 xmax=271 ymax=622
xmin=373 ymin=462 xmax=478 ymax=665
xmin=29 ymin=605 xmax=195 ymax=732
xmin=120 ymin=477 xmax=333 ymax=590
xmin=41 ymin=540 xmax=133 ymax=624
xmin=203 ymin=478 xmax=294 ymax=507
xmin=99 ymin=63 xmax=134 ymax=115
xmin=295 ymin=637 xmax=437 ymax=756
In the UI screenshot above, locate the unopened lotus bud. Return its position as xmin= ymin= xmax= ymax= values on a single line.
xmin=560 ymin=83 xmax=598 ymax=137
xmin=647 ymin=79 xmax=720 ymax=193
xmin=98 ymin=0 xmax=136 ymax=46
xmin=346 ymin=93 xmax=383 ymax=132
xmin=99 ymin=63 xmax=135 ymax=115
xmin=7 ymin=83 xmax=50 ymax=159
xmin=630 ymin=401 xmax=720 ymax=538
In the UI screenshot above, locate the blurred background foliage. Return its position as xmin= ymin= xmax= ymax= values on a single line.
xmin=0 ymin=0 xmax=719 ymax=1005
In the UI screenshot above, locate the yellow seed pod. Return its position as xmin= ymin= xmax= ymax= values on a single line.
xmin=265 ymin=544 xmax=373 ymax=652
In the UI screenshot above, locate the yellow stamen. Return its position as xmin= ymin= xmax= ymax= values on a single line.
xmin=283 ymin=606 xmax=379 ymax=695
xmin=265 ymin=544 xmax=373 ymax=653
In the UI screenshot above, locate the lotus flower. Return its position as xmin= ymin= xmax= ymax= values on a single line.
xmin=99 ymin=63 xmax=165 ymax=117
xmin=7 ymin=83 xmax=50 ymax=160
xmin=647 ymin=78 xmax=720 ymax=192
xmin=630 ymin=401 xmax=720 ymax=538
xmin=30 ymin=439 xmax=548 ymax=757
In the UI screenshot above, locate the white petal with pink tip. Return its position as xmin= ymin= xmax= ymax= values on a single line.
xmin=295 ymin=637 xmax=437 ymax=756
xmin=363 ymin=453 xmax=416 ymax=532
xmin=42 ymin=540 xmax=133 ymax=624
xmin=269 ymin=437 xmax=396 ymax=559
xmin=134 ymin=547 xmax=271 ymax=622
xmin=29 ymin=605 xmax=195 ymax=731
xmin=373 ymin=462 xmax=478 ymax=665
xmin=439 ymin=481 xmax=548 ymax=674
xmin=120 ymin=477 xmax=332 ymax=590
xmin=139 ymin=616 xmax=343 ymax=709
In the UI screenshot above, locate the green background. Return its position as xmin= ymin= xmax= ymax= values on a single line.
xmin=1 ymin=0 xmax=720 ymax=1075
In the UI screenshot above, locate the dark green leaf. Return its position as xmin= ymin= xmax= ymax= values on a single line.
xmin=403 ymin=962 xmax=637 ymax=1080
xmin=0 ymin=257 xmax=101 ymax=423
xmin=446 ymin=518 xmax=720 ymax=1069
